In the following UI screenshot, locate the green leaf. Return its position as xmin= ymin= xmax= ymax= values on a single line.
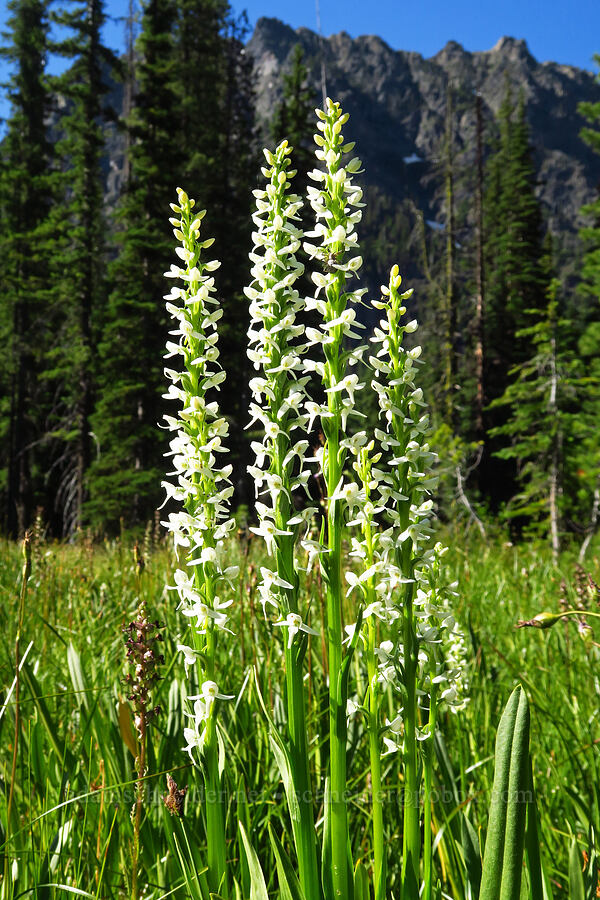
xmin=239 ymin=822 xmax=269 ymax=900
xmin=524 ymin=759 xmax=552 ymax=900
xmin=269 ymin=735 xmax=303 ymax=851
xmin=460 ymin=812 xmax=482 ymax=899
xmin=269 ymin=824 xmax=306 ymax=900
xmin=584 ymin=830 xmax=598 ymax=900
xmin=321 ymin=777 xmax=333 ymax=900
xmin=480 ymin=686 xmax=531 ymax=900
xmin=569 ymin=840 xmax=585 ymax=900
xmin=21 ymin=662 xmax=76 ymax=769
xmin=353 ymin=860 xmax=370 ymax=900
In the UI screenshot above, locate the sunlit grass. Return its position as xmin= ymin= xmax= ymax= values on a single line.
xmin=0 ymin=529 xmax=598 ymax=897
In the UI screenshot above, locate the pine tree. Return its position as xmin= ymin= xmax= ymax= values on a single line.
xmin=88 ymin=0 xmax=180 ymax=530
xmin=578 ymin=55 xmax=600 ymax=306
xmin=474 ymin=91 xmax=485 ymax=443
xmin=481 ymin=83 xmax=549 ymax=506
xmin=573 ymin=320 xmax=600 ymax=559
xmin=575 ymin=53 xmax=600 ymax=555
xmin=89 ymin=0 xmax=256 ymax=530
xmin=271 ymin=43 xmax=315 ymax=188
xmin=490 ymin=271 xmax=582 ymax=559
xmin=0 ymin=0 xmax=55 ymax=536
xmin=443 ymin=82 xmax=457 ymax=428
xmin=49 ymin=0 xmax=119 ymax=534
xmin=270 ymin=40 xmax=318 ymax=361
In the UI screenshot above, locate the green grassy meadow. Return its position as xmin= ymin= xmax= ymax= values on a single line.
xmin=0 ymin=526 xmax=598 ymax=898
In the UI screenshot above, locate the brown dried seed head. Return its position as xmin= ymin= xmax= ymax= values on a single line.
xmin=164 ymin=774 xmax=187 ymax=817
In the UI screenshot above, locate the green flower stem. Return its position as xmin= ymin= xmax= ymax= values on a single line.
xmin=131 ymin=706 xmax=146 ymax=900
xmin=202 ymin=618 xmax=228 ymax=897
xmin=400 ymin=574 xmax=420 ymax=900
xmin=423 ymin=679 xmax=438 ymax=900
xmin=356 ymin=447 xmax=386 ymax=900
xmin=186 ymin=313 xmax=228 ymax=898
xmin=284 ymin=640 xmax=321 ymax=900
xmin=324 ymin=393 xmax=352 ymax=900
xmin=373 ymin=268 xmax=426 ymax=900
xmin=204 ymin=715 xmax=228 ymax=897
xmin=276 ymin=498 xmax=320 ymax=900
xmin=367 ymin=622 xmax=385 ymax=900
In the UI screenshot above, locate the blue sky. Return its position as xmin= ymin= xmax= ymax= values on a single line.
xmin=1 ymin=0 xmax=599 ymax=121
xmin=231 ymin=0 xmax=600 ymax=71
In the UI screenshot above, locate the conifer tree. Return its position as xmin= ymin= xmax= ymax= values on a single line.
xmin=573 ymin=320 xmax=600 ymax=558
xmin=270 ymin=42 xmax=318 ymax=340
xmin=490 ymin=267 xmax=581 ymax=559
xmin=0 ymin=0 xmax=54 ymax=536
xmin=49 ymin=0 xmax=119 ymax=534
xmin=270 ymin=43 xmax=315 ymax=189
xmin=474 ymin=91 xmax=485 ymax=443
xmin=89 ymin=0 xmax=256 ymax=530
xmin=481 ymin=84 xmax=549 ymax=505
xmin=89 ymin=0 xmax=180 ymax=529
xmin=443 ymin=82 xmax=457 ymax=428
xmin=575 ymin=53 xmax=600 ymax=554
xmin=578 ymin=55 xmax=600 ymax=308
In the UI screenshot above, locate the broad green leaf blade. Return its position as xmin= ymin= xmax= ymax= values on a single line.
xmin=353 ymin=860 xmax=370 ymax=900
xmin=500 ymin=687 xmax=530 ymax=900
xmin=35 ymin=887 xmax=97 ymax=898
xmin=269 ymin=823 xmax=306 ymax=900
xmin=480 ymin=686 xmax=530 ymax=900
xmin=584 ymin=832 xmax=598 ymax=900
xmin=239 ymin=821 xmax=269 ymax=900
xmin=269 ymin=734 xmax=303 ymax=855
xmin=460 ymin=812 xmax=482 ymax=899
xmin=21 ymin=662 xmax=76 ymax=769
xmin=569 ymin=840 xmax=585 ymax=900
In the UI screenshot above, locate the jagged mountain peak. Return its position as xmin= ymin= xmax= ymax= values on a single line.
xmin=248 ymin=17 xmax=600 ymax=240
xmin=490 ymin=35 xmax=534 ymax=60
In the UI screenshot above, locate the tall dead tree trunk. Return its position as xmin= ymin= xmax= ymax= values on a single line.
xmin=475 ymin=91 xmax=485 ymax=443
xmin=444 ymin=83 xmax=457 ymax=429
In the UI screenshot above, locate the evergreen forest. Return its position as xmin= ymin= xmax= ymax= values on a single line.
xmin=0 ymin=0 xmax=599 ymax=556
xmin=2 ymin=4 xmax=600 ymax=899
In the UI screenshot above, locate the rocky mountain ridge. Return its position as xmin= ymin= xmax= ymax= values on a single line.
xmin=248 ymin=17 xmax=600 ymax=289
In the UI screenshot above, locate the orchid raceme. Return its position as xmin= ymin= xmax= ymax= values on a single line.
xmin=347 ymin=441 xmax=394 ymax=900
xmin=245 ymin=140 xmax=321 ymax=900
xmin=246 ymin=141 xmax=316 ymax=590
xmin=161 ymin=187 xmax=236 ymax=897
xmin=304 ymin=97 xmax=369 ymax=900
xmin=369 ymin=264 xmax=469 ymax=898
